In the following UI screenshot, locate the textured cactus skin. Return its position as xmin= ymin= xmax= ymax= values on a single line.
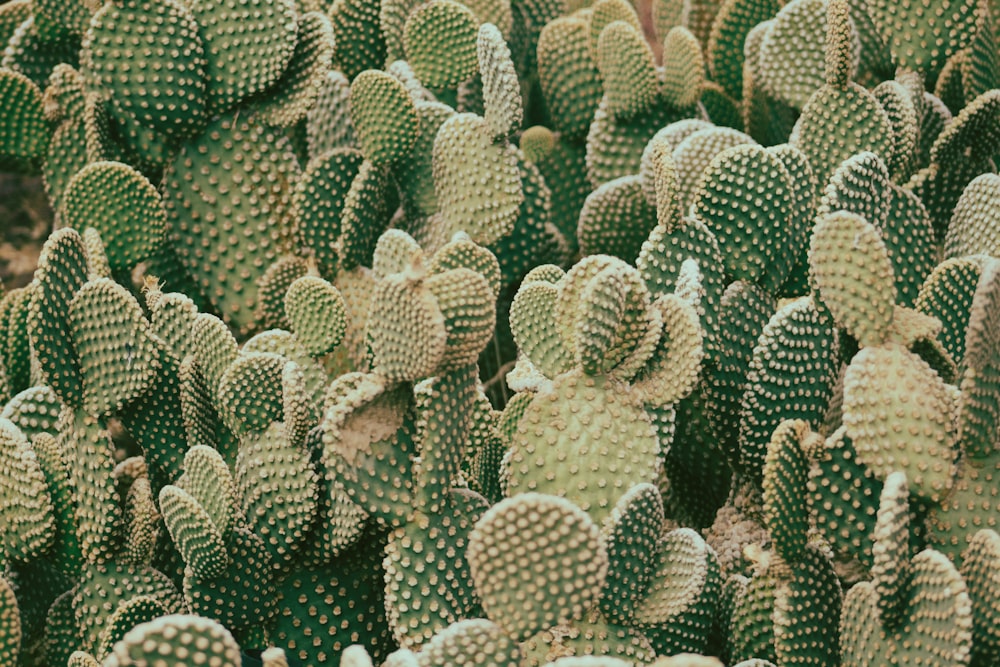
xmin=5 ymin=0 xmax=1000 ymax=663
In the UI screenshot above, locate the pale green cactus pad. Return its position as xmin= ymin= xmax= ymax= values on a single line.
xmin=102 ymin=614 xmax=243 ymax=667
xmin=404 ymin=0 xmax=479 ymax=89
xmin=350 ymin=69 xmax=419 ymax=165
xmin=466 ymin=492 xmax=608 ymax=641
xmin=0 ymin=418 xmax=55 ymax=562
xmin=416 ymin=618 xmax=521 ymax=666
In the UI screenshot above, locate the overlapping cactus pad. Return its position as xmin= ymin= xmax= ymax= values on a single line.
xmin=3 ymin=0 xmax=1000 ymax=664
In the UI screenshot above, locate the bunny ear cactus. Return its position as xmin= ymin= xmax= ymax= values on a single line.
xmin=0 ymin=67 xmax=49 ymax=173
xmin=101 ymin=614 xmax=243 ymax=667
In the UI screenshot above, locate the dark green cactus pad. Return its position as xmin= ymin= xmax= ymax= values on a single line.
xmin=915 ymin=255 xmax=988 ymax=367
xmin=284 ymin=275 xmax=347 ymax=357
xmin=404 ymin=0 xmax=480 ymax=89
xmin=0 ymin=418 xmax=55 ymax=563
xmin=81 ymin=0 xmax=207 ymax=141
xmin=28 ymin=228 xmax=87 ymax=408
xmin=673 ymin=127 xmax=756 ymax=229
xmin=273 ymin=556 xmax=393 ymax=665
xmin=729 ymin=555 xmax=779 ymax=663
xmin=73 ymin=561 xmax=185 ymax=656
xmin=762 ymin=420 xmax=814 ymax=563
xmin=960 ymin=529 xmax=1000 ymax=667
xmin=598 ymin=483 xmax=664 ymax=624
xmin=793 ymin=83 xmax=893 ymax=198
xmin=28 ymin=432 xmax=84 ymax=577
xmin=188 ymin=0 xmax=297 ymax=114
xmin=737 ymin=298 xmax=837 ymax=482
xmin=842 ymin=344 xmax=957 ymax=502
xmin=536 ymin=16 xmax=602 ymax=139
xmin=339 ymin=160 xmax=393 ymax=270
xmin=505 ymin=370 xmax=661 ymax=524
xmin=881 ymin=183 xmax=937 ymax=307
xmin=0 ymin=67 xmax=49 ymax=172
xmin=293 ymin=147 xmax=364 ymax=277
xmin=45 ymin=588 xmax=81 ymax=667
xmin=396 ymin=100 xmax=455 ymax=218
xmin=183 ymin=527 xmax=277 ymax=634
xmin=589 ymin=0 xmax=642 ymax=54
xmin=466 ymin=492 xmax=607 ymax=641
xmin=384 ymin=491 xmax=487 ymax=649
xmin=433 ymin=112 xmax=523 ymax=246
xmin=707 ymin=0 xmax=783 ymax=99
xmin=818 ymin=150 xmax=890 ymax=224
xmin=236 ymin=422 xmax=319 ymax=571
xmin=864 ymin=0 xmax=978 ymax=77
xmin=322 ymin=373 xmax=417 ymax=526
xmin=704 ymin=281 xmax=775 ymax=464
xmin=94 ymin=594 xmax=167 ymax=660
xmin=692 ymin=143 xmax=797 ymax=291
xmin=102 ymin=614 xmax=243 ymax=667
xmin=256 ymin=256 xmax=308 ymax=331
xmin=772 ymin=545 xmax=842 ymax=666
xmin=59 ymin=161 xmax=166 ymax=271
xmin=958 ymin=260 xmax=1000 ymax=458
xmin=121 ymin=477 xmax=158 ymax=567
xmin=577 ymin=175 xmax=657 ymax=261
xmin=806 ymin=426 xmax=881 ymax=568
xmin=217 ymin=352 xmax=287 ymax=436
xmin=163 ymin=112 xmax=299 ymax=337
xmin=0 ymin=285 xmax=32 ymax=398
xmin=255 ymin=11 xmax=335 ymax=128
xmin=349 ymin=70 xmax=419 ymax=166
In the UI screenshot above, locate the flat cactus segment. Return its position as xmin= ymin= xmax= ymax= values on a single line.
xmin=926 ymin=449 xmax=1000 ymax=566
xmin=792 ymin=83 xmax=893 ymax=198
xmin=842 ymin=344 xmax=956 ymax=502
xmin=159 ymin=483 xmax=230 ymax=580
xmin=772 ymin=545 xmax=842 ymax=666
xmin=164 ymin=113 xmax=299 ymax=337
xmin=536 ymin=16 xmax=602 ymax=139
xmin=350 ymin=70 xmax=418 ymax=165
xmin=81 ymin=0 xmax=207 ymax=140
xmin=428 ymin=234 xmax=502 ymax=298
xmin=1 ymin=385 xmax=62 ymax=440
xmin=632 ymin=294 xmax=704 ymax=406
xmin=293 ymin=147 xmax=364 ymax=277
xmin=661 ymin=27 xmax=706 ymax=110
xmin=384 ymin=492 xmax=487 ymax=649
xmin=433 ymin=113 xmax=523 ymax=246
xmin=506 ymin=371 xmax=660 ymax=524
xmin=520 ymin=620 xmax=655 ymax=666
xmin=510 ymin=280 xmax=575 ymax=378
xmin=960 ymin=530 xmax=1000 ymax=666
xmin=369 ymin=269 xmax=447 ymax=382
xmin=396 ymin=100 xmax=455 ymax=218
xmin=59 ymin=161 xmax=166 ymax=271
xmin=306 ymin=70 xmax=355 ymax=157
xmin=28 ymin=228 xmax=87 ymax=407
xmin=188 ymin=0 xmax=297 ymax=113
xmin=707 ymin=0 xmax=784 ymax=99
xmin=736 ymin=298 xmax=837 ymax=481
xmin=416 ymin=618 xmax=521 ymax=666
xmin=864 ymin=0 xmax=979 ymax=77
xmin=321 ymin=373 xmax=416 ymax=526
xmin=946 ymin=173 xmax=1000 ymax=259
xmin=632 ymin=528 xmax=721 ymax=655
xmin=102 ymin=614 xmax=242 ymax=667
xmin=425 ymin=268 xmax=496 ymax=371
xmin=762 ymin=420 xmax=813 ymax=563
xmin=338 ymin=160 xmax=393 ymax=270
xmin=217 ymin=352 xmax=287 ymax=436
xmin=0 ymin=418 xmax=55 ymax=562
xmin=671 ymin=127 xmax=756 ymax=216
xmin=758 ymin=0 xmax=853 ymax=108
xmin=958 ymin=260 xmax=1000 ymax=457
xmin=871 ymin=472 xmax=912 ymax=630
xmin=284 ymin=276 xmax=347 ymax=357
xmin=94 ymin=595 xmax=167 ymax=661
xmin=599 ymin=483 xmax=664 ymax=624
xmin=466 ymin=492 xmax=608 ymax=641
xmin=806 ymin=427 xmax=881 ymax=568
xmin=577 ymin=175 xmax=657 ymax=262
xmin=236 ymin=422 xmax=319 ymax=571
xmin=477 ymin=23 xmax=522 ymax=141
xmin=256 ymin=11 xmax=335 ymax=128
xmin=808 ymin=211 xmax=895 ymax=348
xmin=404 ymin=0 xmax=479 ymax=89
xmin=596 ymin=21 xmax=659 ymax=121
xmin=692 ymin=143 xmax=796 ymax=290
xmin=881 ymin=183 xmax=937 ymax=307
xmin=818 ymin=151 xmax=890 ymax=224
xmin=915 ymin=255 xmax=987 ymax=366
xmin=0 ymin=67 xmax=48 ymax=170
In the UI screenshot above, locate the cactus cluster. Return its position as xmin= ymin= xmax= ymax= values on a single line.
xmin=1 ymin=0 xmax=1000 ymax=664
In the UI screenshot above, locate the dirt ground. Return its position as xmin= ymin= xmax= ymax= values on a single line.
xmin=0 ymin=173 xmax=51 ymax=291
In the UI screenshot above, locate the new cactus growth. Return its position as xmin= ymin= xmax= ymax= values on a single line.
xmin=3 ymin=0 xmax=1000 ymax=663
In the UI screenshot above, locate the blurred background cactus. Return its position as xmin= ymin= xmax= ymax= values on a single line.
xmin=2 ymin=0 xmax=1000 ymax=664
